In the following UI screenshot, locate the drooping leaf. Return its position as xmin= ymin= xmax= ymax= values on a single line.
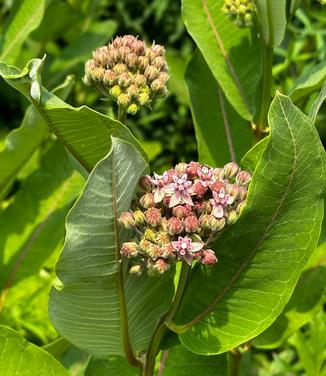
xmin=289 ymin=62 xmax=326 ymax=103
xmin=0 ymin=75 xmax=75 ymax=196
xmin=252 ymin=244 xmax=326 ymax=349
xmin=309 ymin=79 xmax=326 ymax=124
xmin=85 ymin=355 xmax=138 ymax=376
xmin=254 ymin=0 xmax=287 ymax=47
xmin=0 ymin=325 xmax=70 ymax=376
xmin=181 ymin=0 xmax=262 ymax=120
xmin=0 ymin=142 xmax=84 ymax=300
xmin=162 ymin=345 xmax=227 ymax=375
xmin=0 ymin=58 xmax=147 ymax=172
xmin=185 ymin=50 xmax=252 ymax=166
xmin=240 ymin=136 xmax=269 ymax=173
xmin=49 ymin=138 xmax=175 ymax=356
xmin=173 ymin=93 xmax=325 ymax=355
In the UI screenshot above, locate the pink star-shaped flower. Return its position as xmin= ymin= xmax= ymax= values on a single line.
xmin=172 ymin=236 xmax=204 ymax=265
xmin=168 ymin=174 xmax=194 ymax=207
xmin=150 ymin=172 xmax=169 ymax=203
xmin=197 ymin=165 xmax=214 ymax=187
xmin=210 ymin=188 xmax=233 ymax=218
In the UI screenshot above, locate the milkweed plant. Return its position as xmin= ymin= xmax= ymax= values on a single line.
xmin=0 ymin=1 xmax=325 ymax=376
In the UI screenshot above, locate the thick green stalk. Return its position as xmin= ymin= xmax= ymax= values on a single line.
xmin=228 ymin=348 xmax=243 ymax=376
xmin=118 ymin=106 xmax=127 ymax=124
xmin=255 ymin=45 xmax=273 ymax=142
xmin=143 ymin=262 xmax=191 ymax=376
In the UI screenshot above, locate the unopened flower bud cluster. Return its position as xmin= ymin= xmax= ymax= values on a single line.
xmin=119 ymin=161 xmax=251 ymax=276
xmin=83 ymin=35 xmax=169 ymax=115
xmin=222 ymin=0 xmax=255 ymax=27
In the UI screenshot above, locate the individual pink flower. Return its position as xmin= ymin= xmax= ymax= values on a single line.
xmin=197 ymin=165 xmax=214 ymax=187
xmin=186 ymin=162 xmax=201 ymax=178
xmin=210 ymin=188 xmax=232 ymax=218
xmin=168 ymin=174 xmax=193 ymax=207
xmin=150 ymin=172 xmax=169 ymax=203
xmin=172 ymin=236 xmax=204 ymax=265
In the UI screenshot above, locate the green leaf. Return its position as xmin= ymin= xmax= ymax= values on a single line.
xmin=0 ymin=58 xmax=147 ymax=172
xmin=49 ymin=138 xmax=175 ymax=356
xmin=0 ymin=75 xmax=75 ymax=196
xmin=254 ymin=0 xmax=287 ymax=47
xmin=162 ymin=345 xmax=227 ymax=375
xmin=181 ymin=0 xmax=262 ymax=120
xmin=185 ymin=50 xmax=252 ymax=166
xmin=252 ymin=244 xmax=326 ymax=349
xmin=0 ymin=142 xmax=84 ymax=295
xmin=0 ymin=0 xmax=48 ymax=64
xmin=173 ymin=93 xmax=325 ymax=355
xmin=309 ymin=80 xmax=326 ymax=124
xmin=289 ymin=62 xmax=326 ymax=103
xmin=85 ymin=356 xmax=138 ymax=376
xmin=0 ymin=325 xmax=70 ymax=376
xmin=240 ymin=137 xmax=269 ymax=173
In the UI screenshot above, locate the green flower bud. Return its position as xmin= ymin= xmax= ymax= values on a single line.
xmin=138 ymin=92 xmax=150 ymax=106
xmin=117 ymin=93 xmax=131 ymax=107
xmin=134 ymin=209 xmax=145 ymax=226
xmin=152 ymin=56 xmax=167 ymax=71
xmin=208 ymin=216 xmax=226 ymax=231
xmin=129 ymin=264 xmax=142 ymax=275
xmin=119 ymin=212 xmax=135 ymax=229
xmin=138 ymin=56 xmax=149 ymax=70
xmin=118 ymin=72 xmax=132 ymax=88
xmin=226 ymin=209 xmax=238 ymax=224
xmin=113 ymin=63 xmax=127 ymax=75
xmin=127 ymin=84 xmax=139 ymax=97
xmin=144 ymin=228 xmax=157 ymax=242
xmin=127 ymin=103 xmax=139 ymax=115
xmin=90 ymin=67 xmax=105 ymax=82
xmin=144 ymin=66 xmax=159 ymax=81
xmin=110 ymin=85 xmax=122 ymax=98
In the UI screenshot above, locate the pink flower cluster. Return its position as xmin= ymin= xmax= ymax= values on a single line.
xmin=119 ymin=161 xmax=251 ymax=276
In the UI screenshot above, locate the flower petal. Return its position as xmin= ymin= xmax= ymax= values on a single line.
xmin=191 ymin=242 xmax=204 ymax=252
xmin=169 ymin=193 xmax=181 ymax=207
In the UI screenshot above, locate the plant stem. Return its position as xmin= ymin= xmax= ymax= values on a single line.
xmin=229 ymin=348 xmax=243 ymax=376
xmin=118 ymin=106 xmax=126 ymax=124
xmin=143 ymin=262 xmax=191 ymax=376
xmin=255 ymin=45 xmax=273 ymax=142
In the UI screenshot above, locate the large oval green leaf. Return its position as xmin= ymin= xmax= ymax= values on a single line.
xmin=0 ymin=0 xmax=48 ymax=64
xmin=185 ymin=50 xmax=252 ymax=166
xmin=0 ymin=325 xmax=70 ymax=376
xmin=49 ymin=138 xmax=175 ymax=357
xmin=182 ymin=0 xmax=262 ymax=120
xmin=172 ymin=93 xmax=325 ymax=354
xmin=254 ymin=0 xmax=287 ymax=47
xmin=0 ymin=58 xmax=147 ymax=172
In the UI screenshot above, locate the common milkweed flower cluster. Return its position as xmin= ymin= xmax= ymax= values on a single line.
xmin=83 ymin=35 xmax=169 ymax=115
xmin=119 ymin=161 xmax=251 ymax=276
xmin=222 ymin=0 xmax=255 ymax=28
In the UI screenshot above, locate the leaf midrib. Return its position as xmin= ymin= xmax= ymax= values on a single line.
xmin=200 ymin=0 xmax=251 ymax=116
xmin=178 ymin=97 xmax=299 ymax=330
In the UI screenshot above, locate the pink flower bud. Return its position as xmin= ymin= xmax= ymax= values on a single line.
xmin=113 ymin=36 xmax=123 ymax=48
xmin=161 ymin=243 xmax=175 ymax=259
xmin=127 ymin=84 xmax=139 ymax=97
xmin=225 ymin=183 xmax=240 ymax=200
xmin=118 ymin=72 xmax=132 ymax=88
xmin=186 ymin=162 xmax=201 ymax=178
xmin=193 ymin=181 xmax=207 ymax=197
xmin=90 ymin=67 xmax=105 ymax=82
xmin=118 ymin=46 xmax=130 ymax=60
xmin=131 ymin=40 xmax=146 ymax=55
xmin=184 ymin=215 xmax=199 ymax=233
xmin=144 ymin=66 xmax=159 ymax=80
xmin=103 ymin=70 xmax=116 ymax=86
xmin=139 ymin=238 xmax=152 ymax=252
xmin=162 ymin=196 xmax=171 ymax=207
xmin=119 ymin=212 xmax=135 ymax=229
xmin=134 ymin=73 xmax=147 ymax=87
xmin=125 ymin=53 xmax=138 ymax=68
xmin=150 ymin=79 xmax=165 ymax=93
xmin=153 ymin=259 xmax=170 ymax=274
xmin=113 ymin=63 xmax=127 ymax=75
xmin=147 ymin=244 xmax=162 ymax=259
xmin=138 ymin=56 xmax=150 ymax=70
xmin=152 ymin=44 xmax=165 ymax=56
xmin=211 ymin=180 xmax=226 ymax=193
xmin=236 ymin=170 xmax=251 ymax=186
xmin=139 ymin=175 xmax=152 ymax=192
xmin=145 ymin=207 xmax=162 ymax=227
xmin=166 ymin=168 xmax=177 ymax=183
xmin=108 ymin=49 xmax=119 ymax=64
xmin=193 ymin=201 xmax=206 ymax=215
xmin=93 ymin=46 xmax=109 ymax=66
xmin=159 ymin=72 xmax=169 ymax=82
xmin=156 ymin=231 xmax=170 ymax=245
xmin=121 ymin=242 xmax=138 ymax=257
xmin=223 ymin=162 xmax=239 ymax=178
xmin=152 ymin=56 xmax=167 ymax=70
xmin=208 ymin=216 xmax=225 ymax=231
xmin=167 ymin=217 xmax=183 ymax=235
xmin=172 ymin=205 xmax=188 ymax=219
xmin=140 ymin=193 xmax=155 ymax=208
xmin=201 ymin=249 xmax=218 ymax=265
